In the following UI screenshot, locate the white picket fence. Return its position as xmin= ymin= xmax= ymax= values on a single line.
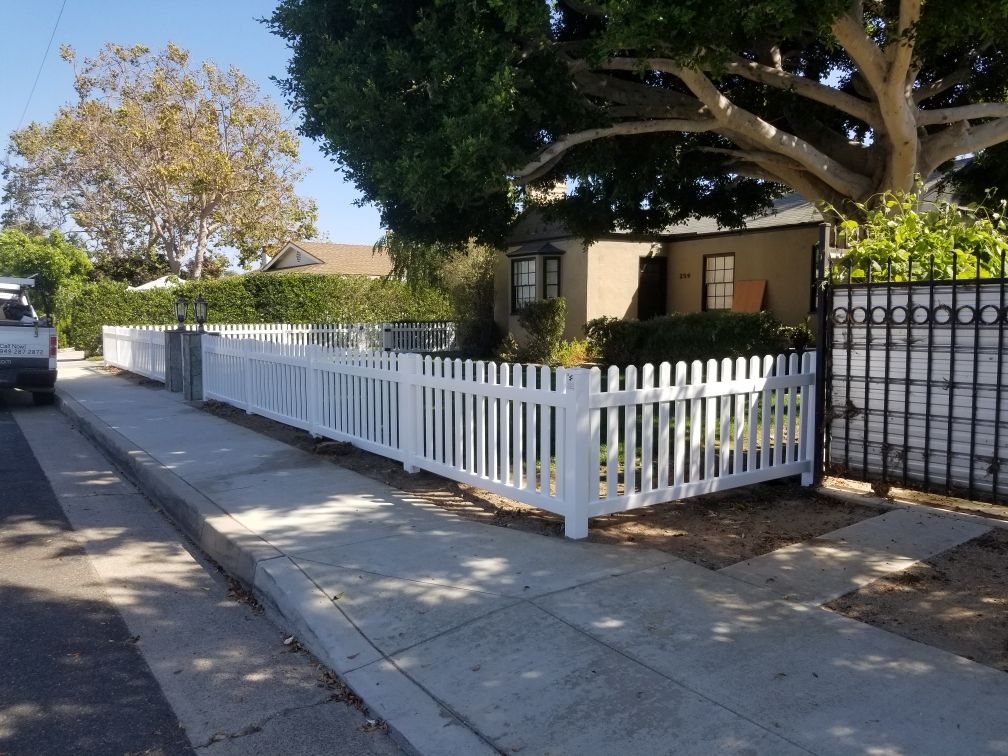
xmin=102 ymin=321 xmax=457 ymax=381
xmin=202 ymin=335 xmax=816 ymax=537
xmin=199 ymin=321 xmax=457 ymax=352
xmin=102 ymin=326 xmax=167 ymax=381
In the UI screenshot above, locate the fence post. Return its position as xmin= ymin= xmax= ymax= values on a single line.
xmin=242 ymin=338 xmax=254 ymax=413
xmin=307 ymin=344 xmax=320 ymax=437
xmin=801 ymin=352 xmax=817 ymax=486
xmin=398 ymin=352 xmax=422 ymax=473
xmin=812 ymin=222 xmax=832 ymax=486
xmin=562 ymin=368 xmax=592 ymax=539
xmin=382 ymin=326 xmax=393 ymax=352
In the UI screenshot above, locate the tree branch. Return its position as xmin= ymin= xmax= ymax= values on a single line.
xmin=917 ymin=103 xmax=1008 ymax=126
xmin=891 ymin=0 xmax=921 ymax=90
xmin=922 ymin=118 xmax=1008 ymax=175
xmin=831 ymin=7 xmax=887 ymax=96
xmin=671 ymin=65 xmax=874 ymax=199
xmin=913 ymin=66 xmax=972 ymax=103
xmin=572 ymin=70 xmax=707 ymax=118
xmin=721 ymin=55 xmax=879 ymax=128
xmin=511 ymin=118 xmax=717 ymax=184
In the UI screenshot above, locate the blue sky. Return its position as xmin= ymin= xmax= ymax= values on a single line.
xmin=0 ymin=0 xmax=383 ymax=246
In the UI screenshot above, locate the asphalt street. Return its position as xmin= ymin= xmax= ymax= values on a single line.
xmin=0 ymin=390 xmax=193 ymax=755
xmin=0 ymin=385 xmax=403 ymax=756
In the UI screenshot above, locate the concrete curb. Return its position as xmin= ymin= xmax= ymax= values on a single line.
xmin=56 ymin=390 xmax=498 ymax=756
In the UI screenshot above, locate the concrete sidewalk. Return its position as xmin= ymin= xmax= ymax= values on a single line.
xmin=54 ymin=356 xmax=1008 ymax=755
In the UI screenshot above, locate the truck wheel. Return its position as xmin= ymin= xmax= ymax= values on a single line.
xmin=32 ymin=391 xmax=56 ymax=406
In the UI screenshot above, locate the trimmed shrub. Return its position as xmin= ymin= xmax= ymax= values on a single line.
xmin=584 ymin=311 xmax=794 ymax=367
xmin=516 ymin=298 xmax=566 ymax=364
xmin=58 ymin=272 xmax=453 ymax=355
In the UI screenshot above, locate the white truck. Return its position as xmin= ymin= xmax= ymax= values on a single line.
xmin=0 ymin=277 xmax=57 ymax=405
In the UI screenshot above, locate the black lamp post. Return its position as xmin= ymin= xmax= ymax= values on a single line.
xmin=193 ymin=294 xmax=208 ymax=332
xmin=174 ymin=295 xmax=188 ymax=330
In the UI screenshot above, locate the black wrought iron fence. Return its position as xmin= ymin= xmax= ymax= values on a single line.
xmin=824 ymin=251 xmax=1007 ymax=503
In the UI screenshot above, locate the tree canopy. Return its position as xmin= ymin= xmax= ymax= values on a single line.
xmin=0 ymin=228 xmax=91 ymax=317
xmin=3 ymin=43 xmax=318 ymax=278
xmin=269 ymin=0 xmax=1008 ymax=245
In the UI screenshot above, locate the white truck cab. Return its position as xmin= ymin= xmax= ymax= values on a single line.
xmin=0 ymin=277 xmax=58 ymax=405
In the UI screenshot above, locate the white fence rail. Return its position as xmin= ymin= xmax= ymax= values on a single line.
xmin=102 ymin=326 xmax=167 ymax=381
xmin=203 ymin=335 xmax=815 ymax=537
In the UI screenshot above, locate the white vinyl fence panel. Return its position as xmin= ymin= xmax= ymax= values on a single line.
xmin=202 ymin=334 xmax=816 ymax=537
xmin=102 ymin=326 xmax=166 ymax=381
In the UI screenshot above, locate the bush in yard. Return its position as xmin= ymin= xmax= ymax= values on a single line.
xmin=514 ymin=297 xmax=566 ymax=365
xmin=60 ymin=272 xmax=452 ymax=355
xmin=584 ymin=310 xmax=793 ymax=368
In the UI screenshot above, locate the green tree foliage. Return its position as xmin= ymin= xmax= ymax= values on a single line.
xmin=269 ymin=1 xmax=1008 ymax=248
xmin=831 ymin=193 xmax=1008 ymax=282
xmin=4 ymin=43 xmax=317 ymax=278
xmin=0 ymin=228 xmax=91 ymax=317
xmin=376 ymin=234 xmax=501 ymax=355
xmin=89 ymin=247 xmax=171 ymax=286
xmin=58 ymin=272 xmax=453 ymax=355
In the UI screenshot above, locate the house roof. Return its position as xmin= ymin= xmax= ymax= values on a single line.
xmin=262 ymin=241 xmax=394 ymax=276
xmin=506 ymin=195 xmax=824 ymax=247
xmin=661 ymin=194 xmax=824 ymax=240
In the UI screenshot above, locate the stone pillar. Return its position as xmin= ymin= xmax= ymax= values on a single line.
xmin=165 ymin=329 xmax=184 ymax=393
xmin=181 ymin=331 xmax=212 ymax=401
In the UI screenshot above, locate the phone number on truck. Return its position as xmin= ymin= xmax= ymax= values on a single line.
xmin=0 ymin=344 xmax=42 ymax=356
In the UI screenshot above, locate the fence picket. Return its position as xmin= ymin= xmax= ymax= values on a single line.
xmin=641 ymin=364 xmax=654 ymax=493
xmin=606 ymin=365 xmax=620 ymax=498
xmin=656 ymin=363 xmax=670 ymax=489
xmin=704 ymin=359 xmax=718 ymax=480
xmin=760 ymin=355 xmax=774 ymax=469
xmin=774 ymin=354 xmax=787 ymax=466
xmin=513 ymin=365 xmax=524 ymax=489
xmin=719 ymin=358 xmax=733 ymax=477
xmin=786 ymin=353 xmax=799 ymax=464
xmin=499 ymin=363 xmax=511 ymax=486
xmin=733 ymin=357 xmax=747 ymax=475
xmin=746 ymin=356 xmax=760 ymax=472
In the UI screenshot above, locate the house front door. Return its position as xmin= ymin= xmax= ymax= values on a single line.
xmin=638 ymin=257 xmax=668 ymax=320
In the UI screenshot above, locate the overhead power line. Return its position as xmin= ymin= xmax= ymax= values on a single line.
xmin=15 ymin=0 xmax=70 ymax=131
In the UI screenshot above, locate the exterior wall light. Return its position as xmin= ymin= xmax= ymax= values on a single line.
xmin=175 ymin=296 xmax=188 ymax=330
xmin=193 ymin=294 xmax=208 ymax=331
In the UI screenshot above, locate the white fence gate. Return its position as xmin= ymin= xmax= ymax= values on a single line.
xmin=202 ymin=336 xmax=815 ymax=537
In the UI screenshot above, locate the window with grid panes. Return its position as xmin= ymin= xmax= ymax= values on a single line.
xmin=544 ymin=256 xmax=561 ymax=299
xmin=703 ymin=253 xmax=734 ymax=310
xmin=511 ymin=257 xmax=537 ymax=311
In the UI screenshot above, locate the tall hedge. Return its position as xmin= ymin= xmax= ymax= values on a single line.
xmin=584 ymin=311 xmax=803 ymax=368
xmin=59 ymin=272 xmax=453 ymax=355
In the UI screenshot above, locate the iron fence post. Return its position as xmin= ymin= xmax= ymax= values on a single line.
xmin=812 ymin=222 xmax=832 ymax=486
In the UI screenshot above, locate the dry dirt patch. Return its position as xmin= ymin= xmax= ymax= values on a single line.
xmin=826 ymin=529 xmax=1008 ymax=672
xmin=199 ymin=399 xmax=880 ymax=569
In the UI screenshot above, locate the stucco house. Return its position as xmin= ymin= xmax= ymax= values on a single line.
xmin=495 ymin=194 xmax=823 ymax=340
xmin=261 ymin=241 xmax=394 ymax=278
